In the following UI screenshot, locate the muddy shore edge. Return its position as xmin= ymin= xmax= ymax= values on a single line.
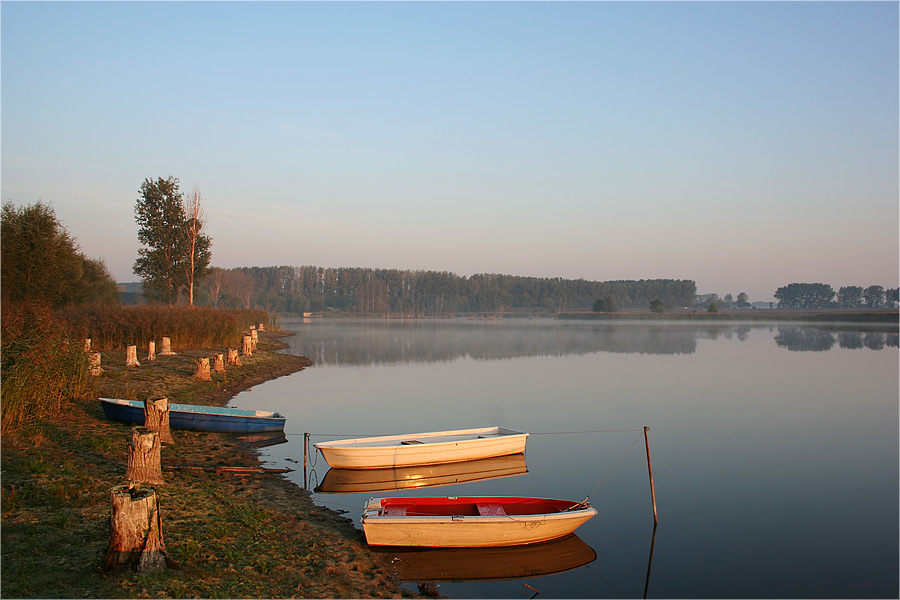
xmin=1 ymin=330 xmax=411 ymax=598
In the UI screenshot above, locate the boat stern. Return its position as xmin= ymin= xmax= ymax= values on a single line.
xmin=362 ymin=497 xmax=383 ymax=521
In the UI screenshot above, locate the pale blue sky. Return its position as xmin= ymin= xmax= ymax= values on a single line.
xmin=2 ymin=1 xmax=898 ymax=301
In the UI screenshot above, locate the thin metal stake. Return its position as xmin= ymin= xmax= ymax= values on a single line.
xmin=644 ymin=426 xmax=658 ymax=525
xmin=303 ymin=432 xmax=309 ymax=488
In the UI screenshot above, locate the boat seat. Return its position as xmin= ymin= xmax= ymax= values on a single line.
xmin=476 ymin=503 xmax=507 ymax=516
xmin=383 ymin=506 xmax=407 ymax=516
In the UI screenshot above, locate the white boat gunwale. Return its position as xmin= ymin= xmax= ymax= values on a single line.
xmin=315 ymin=426 xmax=527 ymax=450
xmin=315 ymin=426 xmax=529 ymax=470
xmin=361 ymin=496 xmax=597 ymax=548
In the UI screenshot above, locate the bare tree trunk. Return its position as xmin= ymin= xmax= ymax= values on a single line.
xmin=159 ymin=337 xmax=176 ymax=355
xmin=126 ymin=427 xmax=164 ymax=486
xmin=227 ymin=348 xmax=241 ymax=366
xmin=126 ymin=345 xmax=140 ymax=367
xmin=213 ymin=353 xmax=226 ymax=373
xmin=184 ymin=186 xmax=206 ymax=307
xmin=104 ymin=483 xmax=170 ymax=572
xmin=89 ymin=352 xmax=103 ymax=376
xmin=84 ymin=338 xmax=92 ymax=353
xmin=145 ymin=340 xmax=156 ymax=362
xmin=144 ymin=397 xmax=173 ymax=444
xmin=194 ymin=357 xmax=211 ymax=381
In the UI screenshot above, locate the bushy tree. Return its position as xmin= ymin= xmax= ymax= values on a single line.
xmin=133 ymin=177 xmax=212 ymax=304
xmin=1 ymin=201 xmax=119 ymax=307
xmin=592 ymin=294 xmax=618 ymax=312
xmin=649 ymin=299 xmax=665 ymax=313
xmin=864 ymin=285 xmax=885 ymax=308
xmin=838 ymin=286 xmax=864 ymax=308
xmin=775 ymin=283 xmax=835 ymax=309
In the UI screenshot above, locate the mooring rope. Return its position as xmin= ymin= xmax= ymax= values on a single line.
xmin=289 ymin=428 xmax=644 ymax=438
xmin=580 ymin=431 xmax=644 ymax=504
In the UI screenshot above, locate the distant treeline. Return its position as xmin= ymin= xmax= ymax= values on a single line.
xmin=209 ymin=266 xmax=698 ymax=316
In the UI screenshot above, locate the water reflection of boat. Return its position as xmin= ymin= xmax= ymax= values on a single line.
xmin=315 ymin=453 xmax=528 ymax=494
xmin=374 ymin=534 xmax=597 ymax=581
xmin=315 ymin=426 xmax=529 ymax=469
xmin=236 ymin=431 xmax=288 ymax=448
xmin=362 ymin=496 xmax=597 ymax=547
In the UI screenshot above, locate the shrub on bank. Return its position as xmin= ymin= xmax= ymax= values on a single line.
xmin=56 ymin=305 xmax=269 ymax=350
xmin=1 ymin=303 xmax=269 ymax=432
xmin=1 ymin=302 xmax=90 ymax=431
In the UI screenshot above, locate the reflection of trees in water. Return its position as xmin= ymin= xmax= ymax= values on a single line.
xmin=777 ymin=327 xmax=899 ymax=352
xmin=279 ymin=321 xmax=774 ymax=366
xmin=280 ymin=320 xmax=899 ymax=366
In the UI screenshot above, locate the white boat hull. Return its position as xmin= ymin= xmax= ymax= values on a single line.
xmin=361 ymin=496 xmax=597 ymax=548
xmin=316 ymin=426 xmax=528 ymax=469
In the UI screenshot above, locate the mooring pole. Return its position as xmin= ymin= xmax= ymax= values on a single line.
xmin=643 ymin=426 xmax=658 ymax=525
xmin=303 ymin=432 xmax=309 ymax=488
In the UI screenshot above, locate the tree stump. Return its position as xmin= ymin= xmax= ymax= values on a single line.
xmin=194 ymin=357 xmax=211 ymax=381
xmin=104 ymin=483 xmax=170 ymax=572
xmin=250 ymin=328 xmax=259 ymax=351
xmin=144 ymin=396 xmax=173 ymax=444
xmin=159 ymin=337 xmax=177 ymax=356
xmin=126 ymin=427 xmax=164 ymax=486
xmin=89 ymin=352 xmax=103 ymax=376
xmin=84 ymin=338 xmax=92 ymax=353
xmin=227 ymin=348 xmax=241 ymax=366
xmin=126 ymin=345 xmax=140 ymax=367
xmin=242 ymin=334 xmax=253 ymax=357
xmin=145 ymin=340 xmax=156 ymax=362
xmin=213 ymin=353 xmax=226 ymax=373
xmin=258 ymin=323 xmax=265 ymax=332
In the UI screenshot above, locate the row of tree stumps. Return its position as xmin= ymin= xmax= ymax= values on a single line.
xmin=104 ymin=398 xmax=173 ymax=572
xmin=85 ymin=324 xmax=264 ymax=377
xmin=101 ymin=324 xmax=265 ymax=573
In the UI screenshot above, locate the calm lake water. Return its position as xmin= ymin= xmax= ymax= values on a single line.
xmin=232 ymin=318 xmax=899 ymax=599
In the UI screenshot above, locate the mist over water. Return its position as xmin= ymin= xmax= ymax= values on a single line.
xmin=235 ymin=318 xmax=898 ymax=599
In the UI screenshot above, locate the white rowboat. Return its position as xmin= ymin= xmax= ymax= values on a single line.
xmin=361 ymin=496 xmax=597 ymax=547
xmin=315 ymin=426 xmax=528 ymax=470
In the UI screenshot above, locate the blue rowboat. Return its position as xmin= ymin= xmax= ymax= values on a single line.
xmin=99 ymin=397 xmax=286 ymax=433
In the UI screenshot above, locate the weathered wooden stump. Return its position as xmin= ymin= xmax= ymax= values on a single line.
xmin=89 ymin=352 xmax=103 ymax=376
xmin=125 ymin=345 xmax=140 ymax=367
xmin=242 ymin=334 xmax=253 ymax=357
xmin=258 ymin=323 xmax=265 ymax=332
xmin=104 ymin=483 xmax=170 ymax=572
xmin=213 ymin=353 xmax=226 ymax=373
xmin=126 ymin=427 xmax=164 ymax=486
xmin=159 ymin=337 xmax=177 ymax=356
xmin=250 ymin=328 xmax=259 ymax=350
xmin=144 ymin=396 xmax=173 ymax=444
xmin=194 ymin=357 xmax=211 ymax=381
xmin=145 ymin=340 xmax=156 ymax=362
xmin=84 ymin=338 xmax=92 ymax=353
xmin=227 ymin=348 xmax=241 ymax=366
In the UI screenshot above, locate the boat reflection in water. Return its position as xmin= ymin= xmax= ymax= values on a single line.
xmin=315 ymin=453 xmax=528 ymax=494
xmin=236 ymin=431 xmax=288 ymax=448
xmin=374 ymin=534 xmax=596 ymax=582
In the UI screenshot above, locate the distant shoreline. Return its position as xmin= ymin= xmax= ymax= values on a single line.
xmin=558 ymin=309 xmax=899 ymax=326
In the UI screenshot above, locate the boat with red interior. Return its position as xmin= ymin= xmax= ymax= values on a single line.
xmin=361 ymin=496 xmax=596 ymax=547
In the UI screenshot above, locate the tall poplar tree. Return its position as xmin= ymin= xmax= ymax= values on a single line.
xmin=133 ymin=176 xmax=211 ymax=304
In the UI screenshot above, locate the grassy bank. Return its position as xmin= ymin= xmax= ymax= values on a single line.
xmin=1 ymin=331 xmax=409 ymax=598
